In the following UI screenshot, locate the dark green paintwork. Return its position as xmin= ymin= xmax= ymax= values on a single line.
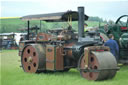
xmin=99 ymin=15 xmax=128 ymax=61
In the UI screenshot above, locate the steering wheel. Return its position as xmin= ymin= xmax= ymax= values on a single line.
xmin=115 ymin=15 xmax=128 ymax=27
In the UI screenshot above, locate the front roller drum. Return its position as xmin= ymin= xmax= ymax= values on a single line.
xmin=79 ymin=46 xmax=118 ymax=81
xmin=21 ymin=44 xmax=46 ymax=73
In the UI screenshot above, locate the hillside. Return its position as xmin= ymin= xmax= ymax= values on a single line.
xmin=0 ymin=18 xmax=105 ymax=33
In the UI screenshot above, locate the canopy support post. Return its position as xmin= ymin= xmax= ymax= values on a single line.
xmin=40 ymin=20 xmax=42 ymax=32
xmin=27 ymin=21 xmax=30 ymax=40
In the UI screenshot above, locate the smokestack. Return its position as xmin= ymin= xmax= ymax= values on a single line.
xmin=78 ymin=7 xmax=85 ymax=38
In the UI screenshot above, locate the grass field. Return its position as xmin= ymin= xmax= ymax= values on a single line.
xmin=1 ymin=50 xmax=128 ymax=85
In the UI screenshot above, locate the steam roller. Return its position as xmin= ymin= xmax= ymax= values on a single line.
xmin=19 ymin=7 xmax=119 ymax=81
xmin=78 ymin=46 xmax=117 ymax=80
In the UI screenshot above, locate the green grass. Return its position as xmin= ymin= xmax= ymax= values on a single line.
xmin=0 ymin=18 xmax=37 ymax=33
xmin=1 ymin=50 xmax=128 ymax=85
xmin=0 ymin=18 xmax=105 ymax=33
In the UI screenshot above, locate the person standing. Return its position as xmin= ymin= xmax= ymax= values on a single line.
xmin=104 ymin=34 xmax=119 ymax=61
xmin=84 ymin=23 xmax=88 ymax=32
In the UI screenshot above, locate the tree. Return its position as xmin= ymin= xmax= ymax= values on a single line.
xmin=88 ymin=16 xmax=103 ymax=22
xmin=108 ymin=20 xmax=114 ymax=25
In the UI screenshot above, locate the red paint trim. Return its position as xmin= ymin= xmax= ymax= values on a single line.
xmin=121 ymin=27 xmax=127 ymax=30
xmin=100 ymin=35 xmax=104 ymax=41
xmin=96 ymin=50 xmax=104 ymax=51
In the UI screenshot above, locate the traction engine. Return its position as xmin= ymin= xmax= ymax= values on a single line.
xmin=19 ymin=7 xmax=119 ymax=81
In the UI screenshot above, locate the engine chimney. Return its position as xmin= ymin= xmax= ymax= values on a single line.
xmin=78 ymin=7 xmax=85 ymax=38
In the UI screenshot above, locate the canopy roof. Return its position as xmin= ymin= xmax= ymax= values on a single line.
xmin=21 ymin=11 xmax=89 ymax=22
xmin=0 ymin=33 xmax=15 ymax=36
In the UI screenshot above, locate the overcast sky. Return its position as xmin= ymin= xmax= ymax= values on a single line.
xmin=1 ymin=0 xmax=128 ymax=21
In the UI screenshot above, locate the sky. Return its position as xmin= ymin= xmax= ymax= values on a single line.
xmin=1 ymin=0 xmax=128 ymax=21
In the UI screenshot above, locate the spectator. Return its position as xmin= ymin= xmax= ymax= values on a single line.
xmin=104 ymin=34 xmax=119 ymax=61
